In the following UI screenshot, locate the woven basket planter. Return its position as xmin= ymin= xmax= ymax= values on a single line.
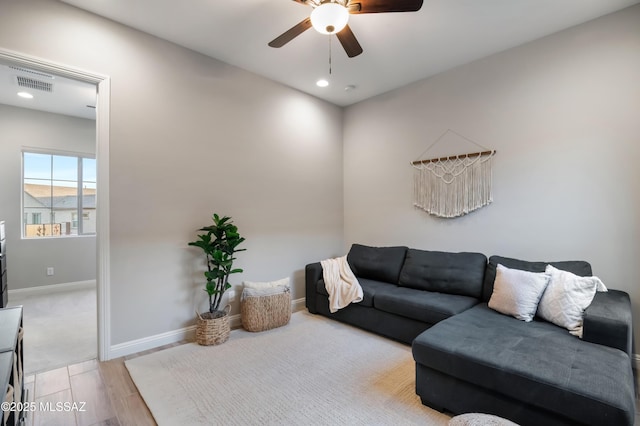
xmin=195 ymin=307 xmax=230 ymax=346
xmin=241 ymin=290 xmax=291 ymax=332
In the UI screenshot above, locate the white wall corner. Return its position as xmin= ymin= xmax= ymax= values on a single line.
xmin=109 ymin=298 xmax=307 ymax=359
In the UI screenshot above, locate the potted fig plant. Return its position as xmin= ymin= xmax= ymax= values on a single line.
xmin=189 ymin=213 xmax=245 ymax=345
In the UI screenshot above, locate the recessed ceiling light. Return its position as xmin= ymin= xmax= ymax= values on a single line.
xmin=17 ymin=92 xmax=33 ymax=99
xmin=316 ymin=79 xmax=329 ymax=88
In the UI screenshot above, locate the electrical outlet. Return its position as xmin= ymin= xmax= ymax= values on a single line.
xmin=46 ymin=267 xmax=54 ymax=276
xmin=227 ymin=290 xmax=236 ymax=302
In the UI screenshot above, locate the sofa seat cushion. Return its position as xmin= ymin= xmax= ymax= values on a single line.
xmin=316 ymin=278 xmax=395 ymax=308
xmin=374 ymin=287 xmax=478 ymax=325
xmin=399 ymin=249 xmax=487 ymax=298
xmin=412 ymin=304 xmax=635 ymax=426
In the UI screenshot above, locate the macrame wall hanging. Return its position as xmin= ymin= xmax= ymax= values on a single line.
xmin=411 ymin=129 xmax=496 ymax=218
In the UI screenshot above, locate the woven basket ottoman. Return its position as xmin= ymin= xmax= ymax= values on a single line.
xmin=241 ymin=286 xmax=291 ymax=332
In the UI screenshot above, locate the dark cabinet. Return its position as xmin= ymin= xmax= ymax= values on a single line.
xmin=0 ymin=222 xmax=6 ymax=308
xmin=0 ymin=306 xmax=24 ymax=426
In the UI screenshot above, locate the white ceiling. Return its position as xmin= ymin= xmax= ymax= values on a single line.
xmin=58 ymin=0 xmax=639 ymax=107
xmin=0 ymin=60 xmax=96 ymax=120
xmin=1 ymin=0 xmax=638 ymax=117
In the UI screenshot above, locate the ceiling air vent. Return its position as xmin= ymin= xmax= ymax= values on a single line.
xmin=15 ymin=76 xmax=53 ymax=93
xmin=9 ymin=65 xmax=55 ymax=80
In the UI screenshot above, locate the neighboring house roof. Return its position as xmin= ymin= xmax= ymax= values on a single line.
xmin=24 ymin=183 xmax=96 ymax=209
xmin=23 ymin=192 xmax=46 ymax=209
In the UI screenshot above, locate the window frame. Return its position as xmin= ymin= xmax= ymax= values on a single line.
xmin=21 ymin=148 xmax=96 ymax=239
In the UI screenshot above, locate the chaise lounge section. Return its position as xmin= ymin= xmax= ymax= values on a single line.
xmin=305 ymin=245 xmax=636 ymax=426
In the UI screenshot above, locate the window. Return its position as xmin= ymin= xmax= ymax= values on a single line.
xmin=22 ymin=151 xmax=96 ymax=238
xmin=31 ymin=213 xmax=41 ymax=225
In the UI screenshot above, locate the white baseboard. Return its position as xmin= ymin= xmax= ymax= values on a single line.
xmin=109 ymin=325 xmax=198 ymax=359
xmin=109 ymin=297 xmax=306 ymax=360
xmin=9 ymin=280 xmax=96 ymax=297
xmin=292 ymin=297 xmax=306 ymax=313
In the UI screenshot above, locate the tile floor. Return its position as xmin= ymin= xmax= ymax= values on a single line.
xmin=21 ymin=354 xmax=160 ymax=426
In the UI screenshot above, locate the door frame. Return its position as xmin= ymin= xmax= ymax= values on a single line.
xmin=0 ymin=48 xmax=111 ymax=361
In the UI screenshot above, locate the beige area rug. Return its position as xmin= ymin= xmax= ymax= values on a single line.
xmin=126 ymin=311 xmax=452 ymax=426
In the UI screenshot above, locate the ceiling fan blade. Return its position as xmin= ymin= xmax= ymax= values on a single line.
xmin=348 ymin=0 xmax=423 ymax=14
xmin=336 ymin=25 xmax=363 ymax=58
xmin=268 ymin=18 xmax=313 ymax=48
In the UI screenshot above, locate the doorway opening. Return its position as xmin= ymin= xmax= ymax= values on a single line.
xmin=0 ymin=48 xmax=111 ymax=367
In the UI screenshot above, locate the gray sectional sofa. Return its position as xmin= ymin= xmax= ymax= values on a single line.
xmin=305 ymin=244 xmax=636 ymax=426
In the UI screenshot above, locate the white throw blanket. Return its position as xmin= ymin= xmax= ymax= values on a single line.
xmin=320 ymin=256 xmax=363 ymax=313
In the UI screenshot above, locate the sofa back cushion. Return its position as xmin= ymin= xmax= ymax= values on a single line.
xmin=482 ymin=255 xmax=593 ymax=302
xmin=398 ymin=249 xmax=487 ymax=298
xmin=346 ymin=244 xmax=408 ymax=284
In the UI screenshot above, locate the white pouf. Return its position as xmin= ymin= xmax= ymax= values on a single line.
xmin=449 ymin=413 xmax=520 ymax=426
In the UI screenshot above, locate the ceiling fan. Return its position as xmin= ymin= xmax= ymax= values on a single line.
xmin=268 ymin=0 xmax=424 ymax=58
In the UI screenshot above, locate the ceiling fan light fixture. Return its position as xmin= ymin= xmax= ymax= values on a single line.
xmin=310 ymin=2 xmax=349 ymax=35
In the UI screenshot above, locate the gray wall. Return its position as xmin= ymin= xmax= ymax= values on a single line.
xmin=343 ymin=7 xmax=640 ymax=340
xmin=2 ymin=0 xmax=636 ymax=352
xmin=0 ymin=105 xmax=96 ymax=289
xmin=0 ymin=0 xmax=344 ymax=345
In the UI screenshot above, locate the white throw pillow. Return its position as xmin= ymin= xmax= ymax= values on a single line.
xmin=537 ymin=265 xmax=607 ymax=338
xmin=488 ymin=264 xmax=551 ymax=322
xmin=242 ymin=286 xmax=289 ymax=299
xmin=243 ymin=277 xmax=290 ymax=290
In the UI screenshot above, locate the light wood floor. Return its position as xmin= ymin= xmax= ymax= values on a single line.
xmin=22 ymin=341 xmax=187 ymax=426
